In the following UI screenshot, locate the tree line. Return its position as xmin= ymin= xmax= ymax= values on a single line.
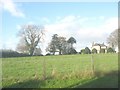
xmin=1 ymin=24 xmax=119 ymax=57
xmin=16 ymin=24 xmax=77 ymax=56
xmin=80 ymin=47 xmax=115 ymax=54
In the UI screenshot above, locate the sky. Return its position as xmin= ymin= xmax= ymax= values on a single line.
xmin=1 ymin=0 xmax=118 ymax=54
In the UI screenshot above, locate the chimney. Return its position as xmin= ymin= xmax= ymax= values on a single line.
xmin=92 ymin=41 xmax=94 ymax=46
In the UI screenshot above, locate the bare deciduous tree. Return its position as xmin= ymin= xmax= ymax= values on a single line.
xmin=17 ymin=24 xmax=45 ymax=55
xmin=16 ymin=37 xmax=29 ymax=53
xmin=107 ymin=29 xmax=118 ymax=48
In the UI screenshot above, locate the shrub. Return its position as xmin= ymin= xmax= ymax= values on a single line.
xmin=84 ymin=47 xmax=91 ymax=54
xmin=92 ymin=48 xmax=97 ymax=54
xmin=80 ymin=49 xmax=85 ymax=54
xmin=79 ymin=52 xmax=81 ymax=54
xmin=107 ymin=47 xmax=115 ymax=53
xmin=1 ymin=49 xmax=29 ymax=58
xmin=46 ymin=53 xmax=51 ymax=56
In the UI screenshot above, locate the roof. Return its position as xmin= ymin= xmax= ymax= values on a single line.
xmin=92 ymin=43 xmax=107 ymax=47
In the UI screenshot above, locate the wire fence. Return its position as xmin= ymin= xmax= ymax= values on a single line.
xmin=2 ymin=53 xmax=118 ymax=88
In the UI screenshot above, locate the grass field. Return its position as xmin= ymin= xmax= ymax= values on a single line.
xmin=2 ymin=53 xmax=118 ymax=88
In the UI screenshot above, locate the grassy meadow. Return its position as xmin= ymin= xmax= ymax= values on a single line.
xmin=2 ymin=53 xmax=118 ymax=88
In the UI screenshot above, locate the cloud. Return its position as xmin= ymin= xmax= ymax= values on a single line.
xmin=1 ymin=0 xmax=25 ymax=18
xmin=44 ymin=16 xmax=117 ymax=52
xmin=4 ymin=15 xmax=117 ymax=53
xmin=102 ymin=17 xmax=118 ymax=33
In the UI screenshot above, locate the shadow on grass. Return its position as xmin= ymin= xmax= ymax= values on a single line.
xmin=3 ymin=76 xmax=53 ymax=89
xmin=72 ymin=70 xmax=118 ymax=88
xmin=2 ymin=71 xmax=118 ymax=89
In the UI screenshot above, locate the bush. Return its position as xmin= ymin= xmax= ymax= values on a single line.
xmin=84 ymin=47 xmax=91 ymax=54
xmin=33 ymin=54 xmax=43 ymax=56
xmin=80 ymin=49 xmax=85 ymax=54
xmin=79 ymin=52 xmax=81 ymax=54
xmin=107 ymin=47 xmax=115 ymax=53
xmin=46 ymin=53 xmax=51 ymax=56
xmin=1 ymin=49 xmax=29 ymax=58
xmin=92 ymin=48 xmax=97 ymax=54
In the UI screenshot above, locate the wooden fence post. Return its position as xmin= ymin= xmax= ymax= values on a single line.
xmin=42 ymin=55 xmax=46 ymax=80
xmin=91 ymin=54 xmax=95 ymax=75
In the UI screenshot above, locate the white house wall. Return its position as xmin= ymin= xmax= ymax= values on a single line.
xmin=101 ymin=46 xmax=107 ymax=49
xmin=92 ymin=46 xmax=101 ymax=53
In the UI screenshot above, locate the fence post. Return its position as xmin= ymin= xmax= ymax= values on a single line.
xmin=42 ymin=55 xmax=46 ymax=80
xmin=91 ymin=54 xmax=94 ymax=75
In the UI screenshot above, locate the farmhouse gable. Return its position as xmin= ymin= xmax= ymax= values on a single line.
xmin=91 ymin=42 xmax=107 ymax=53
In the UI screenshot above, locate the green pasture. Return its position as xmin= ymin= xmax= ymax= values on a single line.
xmin=2 ymin=53 xmax=118 ymax=88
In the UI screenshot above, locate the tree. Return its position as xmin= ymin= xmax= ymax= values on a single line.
xmin=62 ymin=41 xmax=73 ymax=55
xmin=68 ymin=48 xmax=77 ymax=54
xmin=67 ymin=37 xmax=76 ymax=48
xmin=107 ymin=47 xmax=115 ymax=53
xmin=46 ymin=34 xmax=68 ymax=55
xmin=67 ymin=37 xmax=77 ymax=55
xmin=16 ymin=37 xmax=29 ymax=54
xmin=84 ymin=47 xmax=91 ymax=54
xmin=17 ymin=24 xmax=45 ymax=56
xmin=46 ymin=35 xmax=77 ymax=55
xmin=80 ymin=49 xmax=85 ymax=54
xmin=107 ymin=29 xmax=118 ymax=48
xmin=92 ymin=48 xmax=97 ymax=54
xmin=46 ymin=34 xmax=59 ymax=55
xmin=1 ymin=49 xmax=29 ymax=57
xmin=57 ymin=36 xmax=66 ymax=55
xmin=61 ymin=41 xmax=69 ymax=55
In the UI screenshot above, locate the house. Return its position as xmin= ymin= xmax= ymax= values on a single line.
xmin=91 ymin=42 xmax=107 ymax=53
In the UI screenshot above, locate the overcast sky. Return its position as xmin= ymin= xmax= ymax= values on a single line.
xmin=1 ymin=0 xmax=118 ymax=54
